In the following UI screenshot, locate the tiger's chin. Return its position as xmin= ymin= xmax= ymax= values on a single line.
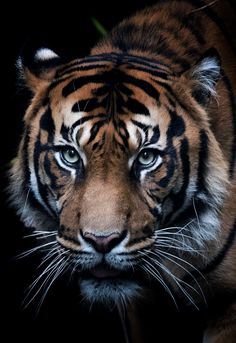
xmin=79 ymin=278 xmax=141 ymax=306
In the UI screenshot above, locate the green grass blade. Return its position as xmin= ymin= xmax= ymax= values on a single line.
xmin=91 ymin=17 xmax=107 ymax=36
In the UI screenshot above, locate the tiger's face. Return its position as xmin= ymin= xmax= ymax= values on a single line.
xmin=10 ymin=50 xmax=228 ymax=305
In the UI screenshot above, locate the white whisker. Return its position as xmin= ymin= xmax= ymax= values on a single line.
xmin=151 ymin=249 xmax=206 ymax=302
xmin=23 ymin=251 xmax=67 ymax=310
xmin=117 ymin=301 xmax=130 ymax=343
xmin=139 ymin=254 xmax=178 ymax=308
xmin=156 ymin=249 xmax=207 ymax=284
xmin=193 ymin=198 xmax=201 ymax=230
xmin=36 ymin=255 xmax=70 ymax=313
xmin=16 ymin=241 xmax=57 ymax=259
xmin=140 ymin=251 xmax=199 ymax=309
xmin=22 ymin=188 xmax=30 ymax=216
xmin=24 ymin=231 xmax=57 ymax=239
xmin=153 ymin=241 xmax=202 ymax=254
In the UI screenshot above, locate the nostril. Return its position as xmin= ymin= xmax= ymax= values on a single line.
xmin=82 ymin=230 xmax=127 ymax=253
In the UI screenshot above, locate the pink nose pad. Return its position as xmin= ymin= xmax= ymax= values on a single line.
xmin=83 ymin=231 xmax=126 ymax=253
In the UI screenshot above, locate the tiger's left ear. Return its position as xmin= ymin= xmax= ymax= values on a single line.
xmin=17 ymin=47 xmax=62 ymax=94
xmin=181 ymin=49 xmax=221 ymax=106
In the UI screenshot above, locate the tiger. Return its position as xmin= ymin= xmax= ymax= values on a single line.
xmin=8 ymin=0 xmax=236 ymax=342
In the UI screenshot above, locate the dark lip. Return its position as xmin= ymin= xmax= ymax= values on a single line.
xmin=90 ymin=263 xmax=121 ymax=279
xmin=81 ymin=262 xmax=133 ymax=281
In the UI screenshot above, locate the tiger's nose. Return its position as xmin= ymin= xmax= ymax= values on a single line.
xmin=82 ymin=231 xmax=127 ymax=253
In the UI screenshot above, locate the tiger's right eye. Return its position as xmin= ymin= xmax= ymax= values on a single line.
xmin=61 ymin=147 xmax=80 ymax=165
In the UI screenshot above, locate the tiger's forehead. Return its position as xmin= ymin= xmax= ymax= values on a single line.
xmin=49 ymin=53 xmax=175 ymax=152
xmin=51 ymin=52 xmax=173 ymax=103
xmin=51 ymin=100 xmax=170 ymax=155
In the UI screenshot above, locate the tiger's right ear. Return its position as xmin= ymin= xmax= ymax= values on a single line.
xmin=17 ymin=47 xmax=61 ymax=94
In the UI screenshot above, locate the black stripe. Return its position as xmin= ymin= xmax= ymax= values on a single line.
xmin=29 ymin=97 xmax=49 ymax=120
xmin=131 ymin=119 xmax=151 ymax=136
xmin=123 ymin=54 xmax=170 ymax=70
xmin=43 ymin=153 xmax=60 ymax=192
xmin=125 ymin=60 xmax=169 ymax=73
xmin=125 ymin=97 xmax=150 ymax=116
xmin=157 ymin=108 xmax=181 ymax=191
xmin=62 ymin=70 xmax=161 ymax=102
xmin=22 ymin=128 xmax=49 ymax=214
xmin=57 ymin=54 xmax=119 ymax=75
xmin=59 ymin=64 xmax=108 ymax=77
xmin=122 ymin=55 xmax=170 ymax=73
xmin=149 ymin=126 xmax=160 ymax=145
xmin=117 ymin=83 xmax=133 ymax=96
xmin=174 ymin=138 xmax=190 ymax=197
xmin=57 ymin=61 xmax=82 ymax=75
xmin=154 ymin=80 xmax=195 ymax=121
xmin=60 ymin=123 xmax=70 ymax=143
xmin=162 ymin=138 xmax=189 ymax=209
xmin=167 ymin=109 xmax=186 ymax=139
xmin=117 ymin=120 xmax=129 ymax=149
xmin=33 ymin=137 xmax=57 ymax=217
xmin=126 ymin=65 xmax=169 ymax=79
xmin=149 ymin=207 xmax=161 ymax=219
xmin=49 ymin=75 xmax=75 ymax=92
xmin=40 ymin=107 xmax=55 ymax=143
xmin=62 ymin=74 xmax=105 ymax=97
xmin=92 ymin=134 xmax=106 ymax=152
xmin=154 ymin=80 xmax=188 ymax=110
xmin=158 ymin=153 xmax=176 ymax=188
xmin=124 ymin=75 xmax=160 ymax=102
xmin=93 ymin=85 xmax=111 ymax=97
xmin=197 ymin=129 xmax=208 ymax=193
xmin=87 ymin=119 xmax=107 ymax=144
xmin=71 ymin=114 xmax=106 ymax=131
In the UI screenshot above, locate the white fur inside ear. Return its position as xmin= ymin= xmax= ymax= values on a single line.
xmin=191 ymin=56 xmax=221 ymax=97
xmin=34 ymin=48 xmax=59 ymax=61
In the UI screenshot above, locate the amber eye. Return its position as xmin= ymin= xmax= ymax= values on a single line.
xmin=137 ymin=149 xmax=157 ymax=166
xmin=61 ymin=147 xmax=80 ymax=165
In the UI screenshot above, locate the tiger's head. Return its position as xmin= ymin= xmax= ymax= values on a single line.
xmin=9 ymin=47 xmax=228 ymax=306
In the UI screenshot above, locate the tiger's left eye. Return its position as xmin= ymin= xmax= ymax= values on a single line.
xmin=61 ymin=147 xmax=80 ymax=165
xmin=137 ymin=149 xmax=157 ymax=166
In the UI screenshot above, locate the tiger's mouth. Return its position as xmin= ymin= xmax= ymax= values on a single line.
xmin=81 ymin=262 xmax=132 ymax=280
xmin=89 ymin=263 xmax=122 ymax=279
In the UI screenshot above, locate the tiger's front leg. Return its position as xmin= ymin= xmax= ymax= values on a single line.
xmin=203 ymin=303 xmax=236 ymax=343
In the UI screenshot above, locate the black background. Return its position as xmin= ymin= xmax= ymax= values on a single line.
xmin=0 ymin=1 xmax=222 ymax=342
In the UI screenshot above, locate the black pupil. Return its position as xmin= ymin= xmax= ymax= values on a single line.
xmin=68 ymin=149 xmax=76 ymax=158
xmin=142 ymin=151 xmax=150 ymax=159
